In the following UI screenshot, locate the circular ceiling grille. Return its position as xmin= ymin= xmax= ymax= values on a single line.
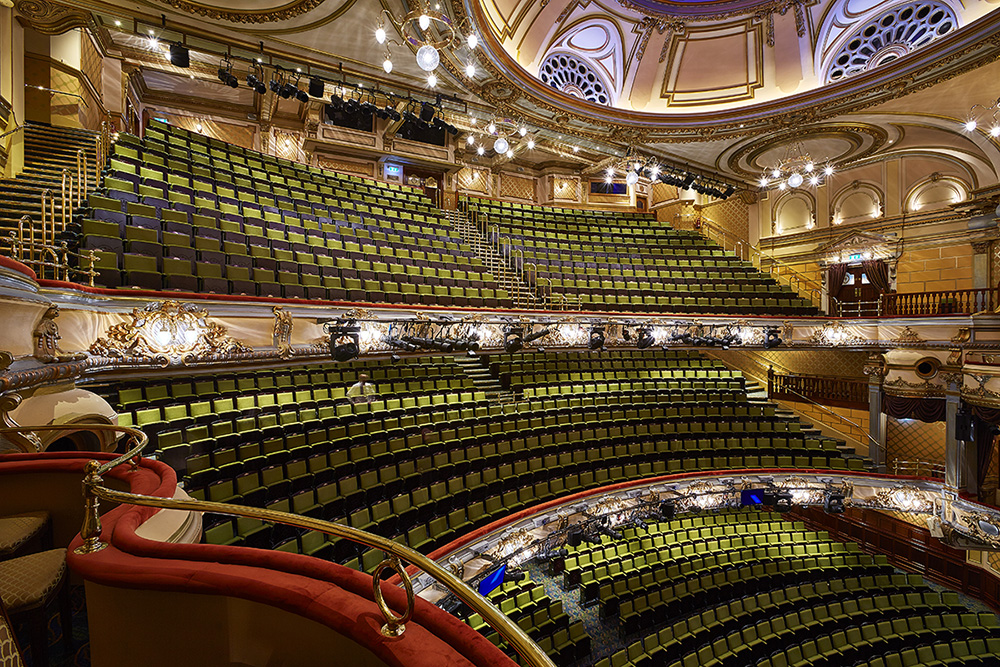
xmin=538 ymin=54 xmax=612 ymax=106
xmin=826 ymin=1 xmax=957 ymax=82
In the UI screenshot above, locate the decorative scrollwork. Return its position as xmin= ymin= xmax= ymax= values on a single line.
xmin=272 ymin=307 xmax=293 ymax=359
xmin=150 ymin=0 xmax=325 ymax=23
xmin=0 ymin=393 xmax=42 ymax=453
xmin=89 ymin=301 xmax=251 ymax=366
xmin=891 ymin=326 xmax=924 ymax=344
xmin=14 ymin=0 xmax=91 ymax=34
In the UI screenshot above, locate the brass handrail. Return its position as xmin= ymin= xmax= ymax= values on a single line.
xmin=0 ymin=422 xmax=553 ymax=667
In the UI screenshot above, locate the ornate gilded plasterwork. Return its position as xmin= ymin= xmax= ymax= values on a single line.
xmin=89 ymin=301 xmax=251 ymax=366
xmin=15 ymin=0 xmax=91 ymax=34
xmin=891 ymin=326 xmax=924 ymax=344
xmin=151 ymin=0 xmax=327 ymax=23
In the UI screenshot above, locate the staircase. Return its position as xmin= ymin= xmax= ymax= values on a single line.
xmin=0 ymin=122 xmax=100 ymax=235
xmin=454 ymin=355 xmax=515 ymax=403
xmin=445 ymin=208 xmax=539 ymax=309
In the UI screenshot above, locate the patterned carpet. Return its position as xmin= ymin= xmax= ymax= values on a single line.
xmin=13 ymin=586 xmax=89 ymax=667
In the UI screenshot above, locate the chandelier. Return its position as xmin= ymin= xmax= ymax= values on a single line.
xmin=375 ymin=2 xmax=478 ymax=87
xmin=759 ymin=142 xmax=834 ymax=191
xmin=465 ymin=115 xmax=533 ymax=159
xmin=962 ymin=97 xmax=1000 ymax=136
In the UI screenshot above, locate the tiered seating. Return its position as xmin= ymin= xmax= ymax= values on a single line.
xmin=464 ymin=196 xmax=815 ymax=315
xmin=465 ymin=573 xmax=592 ymax=665
xmin=584 ymin=510 xmax=1000 ymax=667
xmin=74 ymin=121 xmax=512 ymax=307
xmin=104 ymin=350 xmax=862 ymax=563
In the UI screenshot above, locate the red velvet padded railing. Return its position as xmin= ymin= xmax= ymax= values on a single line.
xmin=880 ymin=285 xmax=1000 ymax=316
xmin=768 ymin=368 xmax=869 ymax=410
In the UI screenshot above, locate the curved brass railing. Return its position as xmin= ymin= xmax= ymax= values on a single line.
xmin=0 ymin=422 xmax=554 ymax=667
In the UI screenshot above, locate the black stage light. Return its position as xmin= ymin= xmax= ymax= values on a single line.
xmin=764 ymin=327 xmax=783 ymax=349
xmin=588 ymin=326 xmax=605 ymax=350
xmin=344 ymin=96 xmax=360 ymax=113
xmin=682 ymin=173 xmax=695 ymax=188
xmin=659 ymin=499 xmax=676 ymax=520
xmin=446 ymin=124 xmax=459 ymax=136
xmin=723 ymin=185 xmax=736 ymax=198
xmin=622 ymin=328 xmax=632 ymax=341
xmin=567 ymin=526 xmax=584 ymax=547
xmin=329 ymin=94 xmax=344 ymax=111
xmin=523 ymin=327 xmax=550 ymax=344
xmin=420 ymin=102 xmax=436 ymax=123
xmin=278 ymin=82 xmax=296 ymax=99
xmin=308 ymin=77 xmax=324 ymax=98
xmin=169 ymin=43 xmax=189 ymax=68
xmin=503 ymin=325 xmax=524 ymax=353
xmin=637 ymin=327 xmax=655 ymax=349
xmin=247 ymin=73 xmax=266 ymax=95
xmin=295 ymin=89 xmax=309 ymax=103
xmin=825 ymin=493 xmax=845 ymax=514
xmin=326 ymin=318 xmax=361 ymax=362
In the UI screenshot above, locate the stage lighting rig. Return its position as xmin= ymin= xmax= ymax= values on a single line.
xmin=325 ymin=318 xmax=361 ymax=362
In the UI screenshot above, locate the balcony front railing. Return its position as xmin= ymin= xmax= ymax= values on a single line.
xmin=880 ymin=285 xmax=1000 ymax=317
xmin=768 ymin=368 xmax=869 ymax=410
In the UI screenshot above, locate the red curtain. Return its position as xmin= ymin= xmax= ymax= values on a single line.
xmin=828 ymin=263 xmax=847 ymax=301
xmin=862 ymin=259 xmax=891 ymax=294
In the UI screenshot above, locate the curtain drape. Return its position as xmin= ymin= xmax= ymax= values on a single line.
xmin=828 ymin=263 xmax=847 ymax=301
xmin=862 ymin=259 xmax=892 ymax=294
xmin=882 ymin=395 xmax=946 ymax=422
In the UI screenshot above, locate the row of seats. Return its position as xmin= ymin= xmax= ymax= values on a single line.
xmin=74 ymin=121 xmax=514 ymax=306
xmin=579 ymin=511 xmax=1000 ymax=667
xmin=466 ymin=572 xmax=592 ymax=666
xmin=462 ymin=196 xmax=815 ymax=315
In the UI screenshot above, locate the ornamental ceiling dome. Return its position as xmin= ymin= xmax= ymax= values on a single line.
xmin=469 ymin=0 xmax=993 ymax=115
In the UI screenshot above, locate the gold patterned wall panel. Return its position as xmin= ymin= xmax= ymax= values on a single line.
xmin=147 ymin=110 xmax=255 ymax=150
xmin=550 ymin=175 xmax=581 ymax=203
xmin=81 ymin=34 xmax=102 ymax=104
xmin=714 ymin=349 xmax=869 ymax=381
xmin=701 ymin=196 xmax=750 ymax=246
xmin=652 ymin=182 xmax=679 ymax=205
xmin=499 ymin=173 xmax=535 ymax=202
xmin=317 ymin=157 xmax=375 ymax=178
xmin=885 ymin=418 xmax=946 ymax=466
xmin=458 ymin=167 xmax=490 ymax=194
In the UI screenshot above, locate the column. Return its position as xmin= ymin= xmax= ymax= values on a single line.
xmin=971 ymin=240 xmax=991 ymax=292
xmin=864 ymin=354 xmax=886 ymax=470
xmin=1 ymin=6 xmax=25 ymax=178
xmin=944 ymin=389 xmax=962 ymax=490
xmin=868 ymin=382 xmax=884 ymax=470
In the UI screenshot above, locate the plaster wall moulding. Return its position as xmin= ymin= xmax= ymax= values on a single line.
xmin=151 ymin=0 xmax=326 ymax=23
xmin=15 ymin=0 xmax=92 ymax=34
xmin=891 ymin=326 xmax=924 ymax=344
xmin=89 ymin=301 xmax=252 ymax=366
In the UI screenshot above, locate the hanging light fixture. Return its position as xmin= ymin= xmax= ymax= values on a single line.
xmin=374 ymin=3 xmax=478 ymax=77
xmin=493 ymin=136 xmax=509 ymax=154
xmin=759 ymin=142 xmax=834 ymax=191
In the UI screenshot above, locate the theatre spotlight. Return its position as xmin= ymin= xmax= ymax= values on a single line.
xmin=247 ymin=66 xmax=266 ymax=95
xmin=588 ymin=326 xmax=606 ymax=350
xmin=420 ymin=102 xmax=436 ymax=124
xmin=295 ymin=88 xmax=309 ymax=103
xmin=326 ymin=319 xmax=361 ymax=362
xmin=659 ymin=499 xmax=676 ymax=520
xmin=637 ymin=326 xmax=655 ymax=349
xmin=503 ymin=325 xmax=524 ymax=353
xmin=383 ymin=336 xmax=418 ymax=352
xmin=764 ymin=327 xmax=783 ymax=349
xmin=824 ymin=492 xmax=846 ymax=514
xmin=169 ymin=43 xmax=190 ymax=68
xmin=217 ymin=60 xmax=238 ymax=88
xmin=774 ymin=491 xmax=793 ymax=513
xmin=308 ymin=76 xmax=324 ymax=98
xmin=523 ymin=327 xmax=551 ymax=344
